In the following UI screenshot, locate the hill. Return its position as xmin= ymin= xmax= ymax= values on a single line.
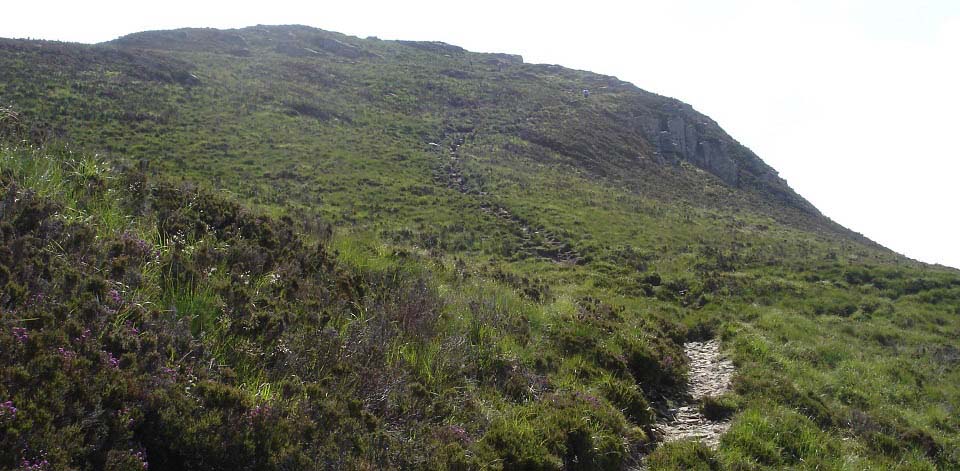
xmin=1 ymin=25 xmax=959 ymax=470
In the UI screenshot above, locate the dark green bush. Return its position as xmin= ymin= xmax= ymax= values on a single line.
xmin=599 ymin=376 xmax=655 ymax=425
xmin=700 ymin=394 xmax=739 ymax=421
xmin=646 ymin=440 xmax=721 ymax=471
xmin=621 ymin=335 xmax=686 ymax=394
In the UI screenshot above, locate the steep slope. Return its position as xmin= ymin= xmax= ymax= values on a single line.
xmin=101 ymin=26 xmax=811 ymax=211
xmin=1 ymin=26 xmax=959 ymax=470
xmin=1 ymin=27 xmax=840 ymax=237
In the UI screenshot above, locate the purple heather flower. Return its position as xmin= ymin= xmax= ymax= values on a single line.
xmin=108 ymin=289 xmax=122 ymax=305
xmin=122 ymin=231 xmax=157 ymax=261
xmin=125 ymin=320 xmax=140 ymax=335
xmin=57 ymin=347 xmax=76 ymax=361
xmin=12 ymin=327 xmax=28 ymax=343
xmin=131 ymin=449 xmax=148 ymax=469
xmin=247 ymin=404 xmax=271 ymax=420
xmin=18 ymin=458 xmax=50 ymax=471
xmin=0 ymin=400 xmax=16 ymax=418
xmin=105 ymin=351 xmax=120 ymax=369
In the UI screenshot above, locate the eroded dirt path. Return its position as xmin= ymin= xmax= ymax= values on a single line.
xmin=430 ymin=131 xmax=582 ymax=264
xmin=654 ymin=339 xmax=735 ymax=447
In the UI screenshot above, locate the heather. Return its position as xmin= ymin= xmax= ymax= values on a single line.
xmin=1 ymin=25 xmax=959 ymax=469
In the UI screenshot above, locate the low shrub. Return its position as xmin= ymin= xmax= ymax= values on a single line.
xmin=646 ymin=440 xmax=721 ymax=471
xmin=700 ymin=394 xmax=739 ymax=421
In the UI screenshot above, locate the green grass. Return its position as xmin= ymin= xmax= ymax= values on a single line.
xmin=0 ymin=26 xmax=958 ymax=469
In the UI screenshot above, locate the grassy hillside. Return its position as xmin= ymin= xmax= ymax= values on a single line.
xmin=1 ymin=25 xmax=959 ymax=470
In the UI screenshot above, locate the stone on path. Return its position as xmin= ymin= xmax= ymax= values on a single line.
xmin=655 ymin=339 xmax=735 ymax=448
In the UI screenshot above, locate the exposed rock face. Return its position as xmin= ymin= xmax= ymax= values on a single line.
xmin=633 ymin=99 xmax=820 ymax=215
xmin=655 ymin=113 xmax=739 ymax=186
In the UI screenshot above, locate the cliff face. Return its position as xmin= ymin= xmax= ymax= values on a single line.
xmin=654 ymin=107 xmax=740 ymax=185
xmin=502 ymin=63 xmax=817 ymax=216
xmin=639 ymin=100 xmax=819 ymax=214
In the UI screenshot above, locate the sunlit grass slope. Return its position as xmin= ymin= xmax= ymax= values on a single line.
xmin=1 ymin=24 xmax=959 ymax=469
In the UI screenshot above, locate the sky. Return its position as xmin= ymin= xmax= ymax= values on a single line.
xmin=3 ymin=0 xmax=959 ymax=268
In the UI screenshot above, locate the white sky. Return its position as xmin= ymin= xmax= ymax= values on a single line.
xmin=4 ymin=1 xmax=959 ymax=268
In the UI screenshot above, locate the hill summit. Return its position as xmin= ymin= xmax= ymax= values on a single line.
xmin=0 ymin=24 xmax=958 ymax=470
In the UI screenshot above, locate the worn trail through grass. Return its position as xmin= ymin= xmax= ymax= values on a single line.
xmin=656 ymin=339 xmax=735 ymax=447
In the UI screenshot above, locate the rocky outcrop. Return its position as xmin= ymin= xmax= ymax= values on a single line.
xmin=654 ymin=113 xmax=739 ymax=186
xmin=634 ymin=99 xmax=820 ymax=215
